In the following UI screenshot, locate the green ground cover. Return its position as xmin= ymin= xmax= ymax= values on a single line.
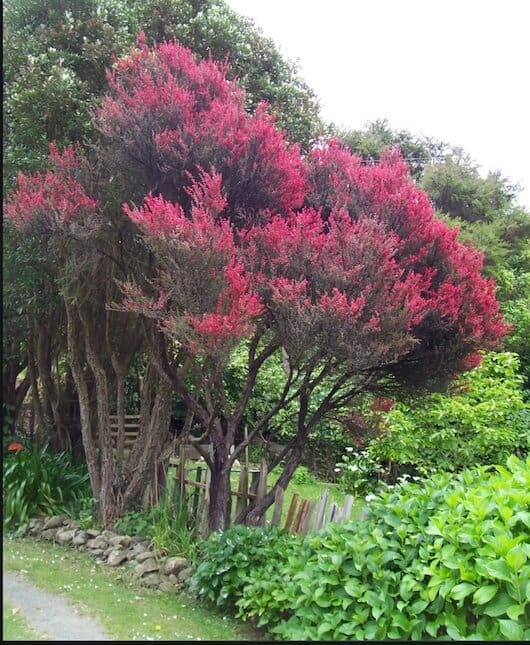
xmin=2 ymin=537 xmax=262 ymax=641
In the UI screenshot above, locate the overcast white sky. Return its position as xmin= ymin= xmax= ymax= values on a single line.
xmin=227 ymin=0 xmax=530 ymax=209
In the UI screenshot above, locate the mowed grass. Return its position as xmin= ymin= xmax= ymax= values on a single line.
xmin=2 ymin=536 xmax=263 ymax=641
xmin=3 ymin=600 xmax=50 ymax=641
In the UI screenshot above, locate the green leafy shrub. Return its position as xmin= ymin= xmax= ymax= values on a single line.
xmin=192 ymin=456 xmax=530 ymax=641
xmin=370 ymin=352 xmax=529 ymax=476
xmin=189 ymin=524 xmax=300 ymax=610
xmin=3 ymin=442 xmax=91 ymax=531
xmin=114 ymin=508 xmax=153 ymax=540
xmin=334 ymin=447 xmax=385 ymax=496
xmin=293 ymin=465 xmax=317 ymax=485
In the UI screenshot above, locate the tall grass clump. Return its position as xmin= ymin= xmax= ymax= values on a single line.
xmin=3 ymin=441 xmax=91 ymax=532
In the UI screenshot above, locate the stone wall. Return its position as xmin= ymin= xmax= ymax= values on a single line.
xmin=22 ymin=516 xmax=193 ymax=594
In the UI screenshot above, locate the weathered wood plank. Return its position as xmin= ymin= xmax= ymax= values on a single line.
xmin=300 ymin=500 xmax=315 ymax=534
xmin=235 ymin=466 xmax=249 ymax=517
xmin=342 ymin=495 xmax=354 ymax=523
xmin=284 ymin=494 xmax=299 ymax=533
xmin=256 ymin=459 xmax=268 ymax=527
xmin=294 ymin=499 xmax=310 ymax=533
xmin=271 ymin=486 xmax=285 ymax=527
xmin=313 ymin=489 xmax=329 ymax=531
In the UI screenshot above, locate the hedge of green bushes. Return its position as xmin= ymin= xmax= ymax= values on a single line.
xmin=191 ymin=455 xmax=530 ymax=640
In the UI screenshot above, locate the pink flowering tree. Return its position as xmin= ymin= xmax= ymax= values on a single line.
xmin=6 ymin=40 xmax=507 ymax=531
xmin=119 ymin=145 xmax=506 ymax=531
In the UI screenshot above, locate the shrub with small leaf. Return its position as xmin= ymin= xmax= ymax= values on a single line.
xmin=3 ymin=441 xmax=91 ymax=532
xmin=370 ymin=352 xmax=529 ymax=477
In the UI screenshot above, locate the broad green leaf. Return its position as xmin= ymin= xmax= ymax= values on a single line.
xmin=506 ymin=603 xmax=526 ymax=620
xmin=498 ymin=619 xmax=524 ymax=640
xmin=476 ymin=558 xmax=513 ymax=582
xmin=472 ymin=584 xmax=498 ymax=605
xmin=450 ymin=582 xmax=476 ymax=600
xmin=506 ymin=546 xmax=527 ymax=571
xmin=317 ymin=622 xmax=333 ymax=637
xmin=482 ymin=591 xmax=514 ymax=617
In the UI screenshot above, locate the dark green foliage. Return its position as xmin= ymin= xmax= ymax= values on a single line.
xmin=338 ymin=118 xmax=448 ymax=179
xmin=3 ymin=442 xmax=91 ymax=531
xmin=191 ymin=456 xmax=530 ymax=640
xmin=113 ymin=508 xmax=153 ymax=539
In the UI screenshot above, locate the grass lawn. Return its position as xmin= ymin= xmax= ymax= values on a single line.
xmin=3 ymin=536 xmax=263 ymax=641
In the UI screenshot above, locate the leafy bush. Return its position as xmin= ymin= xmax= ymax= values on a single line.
xmin=293 ymin=465 xmax=317 ymax=485
xmin=3 ymin=441 xmax=91 ymax=531
xmin=114 ymin=508 xmax=153 ymax=540
xmin=370 ymin=352 xmax=529 ymax=476
xmin=334 ymin=447 xmax=385 ymax=496
xmin=189 ymin=524 xmax=301 ymax=610
xmin=191 ymin=456 xmax=530 ymax=641
xmin=271 ymin=456 xmax=530 ymax=641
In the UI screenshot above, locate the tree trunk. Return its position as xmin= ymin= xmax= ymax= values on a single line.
xmin=206 ymin=428 xmax=233 ymax=532
xmin=65 ymin=303 xmax=101 ymax=498
xmin=2 ymin=358 xmax=30 ymax=432
xmin=207 ymin=462 xmax=232 ymax=532
xmin=124 ymin=375 xmax=172 ymax=507
xmin=236 ymin=433 xmax=306 ymax=527
xmin=26 ymin=326 xmax=47 ymax=440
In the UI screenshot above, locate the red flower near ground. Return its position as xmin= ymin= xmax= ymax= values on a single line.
xmin=7 ymin=441 xmax=24 ymax=453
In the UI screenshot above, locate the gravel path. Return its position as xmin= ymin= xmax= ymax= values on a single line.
xmin=3 ymin=570 xmax=111 ymax=641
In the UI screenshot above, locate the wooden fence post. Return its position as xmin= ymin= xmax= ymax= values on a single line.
xmin=271 ymin=486 xmax=285 ymax=528
xmin=299 ymin=500 xmax=315 ymax=534
xmin=177 ymin=444 xmax=187 ymax=498
xmin=256 ymin=458 xmax=268 ymax=527
xmin=313 ymin=489 xmax=329 ymax=531
xmin=342 ymin=495 xmax=354 ymax=523
xmin=235 ymin=466 xmax=249 ymax=517
xmin=284 ymin=494 xmax=299 ymax=533
xmin=192 ymin=466 xmax=203 ymax=516
xmin=198 ymin=467 xmax=211 ymax=538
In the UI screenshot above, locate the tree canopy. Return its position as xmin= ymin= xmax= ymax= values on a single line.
xmin=5 ymin=39 xmax=508 ymax=530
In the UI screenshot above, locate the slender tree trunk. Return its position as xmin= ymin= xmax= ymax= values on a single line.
xmin=26 ymin=326 xmax=46 ymax=439
xmin=235 ymin=431 xmax=307 ymax=527
xmin=206 ymin=426 xmax=233 ymax=532
xmin=81 ymin=311 xmax=116 ymax=526
xmin=65 ymin=303 xmax=101 ymax=497
xmin=113 ymin=367 xmax=126 ymax=476
xmin=124 ymin=376 xmax=172 ymax=507
xmin=2 ymin=359 xmax=30 ymax=431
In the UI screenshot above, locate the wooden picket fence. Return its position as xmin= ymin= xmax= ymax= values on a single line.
xmin=171 ymin=444 xmax=355 ymax=537
xmin=106 ymin=425 xmax=356 ymax=536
